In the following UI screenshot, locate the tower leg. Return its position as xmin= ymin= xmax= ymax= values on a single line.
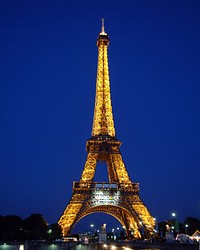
xmin=80 ymin=153 xmax=98 ymax=182
xmin=58 ymin=193 xmax=85 ymax=236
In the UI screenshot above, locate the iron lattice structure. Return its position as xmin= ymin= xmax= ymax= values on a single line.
xmin=58 ymin=20 xmax=155 ymax=239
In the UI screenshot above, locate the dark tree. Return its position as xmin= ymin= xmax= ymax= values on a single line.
xmin=158 ymin=221 xmax=168 ymax=239
xmin=48 ymin=223 xmax=62 ymax=240
xmin=119 ymin=230 xmax=126 ymax=240
xmin=0 ymin=215 xmax=4 ymax=240
xmin=23 ymin=213 xmax=48 ymax=240
xmin=1 ymin=215 xmax=23 ymax=240
xmin=184 ymin=216 xmax=200 ymax=235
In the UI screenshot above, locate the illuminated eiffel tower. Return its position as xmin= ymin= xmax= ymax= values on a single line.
xmin=58 ymin=20 xmax=155 ymax=239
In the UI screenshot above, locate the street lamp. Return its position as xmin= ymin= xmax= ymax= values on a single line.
xmin=116 ymin=227 xmax=120 ymax=238
xmin=112 ymin=228 xmax=115 ymax=240
xmin=90 ymin=224 xmax=95 ymax=241
xmin=90 ymin=224 xmax=94 ymax=233
xmin=153 ymin=218 xmax=157 ymax=232
xmin=48 ymin=229 xmax=52 ymax=241
xmin=185 ymin=224 xmax=188 ymax=234
xmin=171 ymin=212 xmax=179 ymax=234
xmin=172 ymin=212 xmax=176 ymax=217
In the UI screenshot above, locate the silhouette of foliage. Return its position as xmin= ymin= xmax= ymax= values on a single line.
xmin=0 ymin=215 xmax=23 ymax=240
xmin=0 ymin=213 xmax=62 ymax=241
xmin=158 ymin=216 xmax=200 ymax=239
xmin=23 ymin=213 xmax=48 ymax=240
xmin=48 ymin=223 xmax=62 ymax=240
xmin=184 ymin=216 xmax=200 ymax=235
xmin=0 ymin=213 xmax=199 ymax=241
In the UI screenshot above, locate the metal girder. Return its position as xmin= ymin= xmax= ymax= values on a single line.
xmin=58 ymin=22 xmax=155 ymax=239
xmin=58 ymin=182 xmax=154 ymax=238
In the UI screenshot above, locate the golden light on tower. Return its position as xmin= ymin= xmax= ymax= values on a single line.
xmin=58 ymin=20 xmax=155 ymax=239
xmin=92 ymin=18 xmax=115 ymax=138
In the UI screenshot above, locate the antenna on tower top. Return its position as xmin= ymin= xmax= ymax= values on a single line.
xmin=101 ymin=18 xmax=105 ymax=34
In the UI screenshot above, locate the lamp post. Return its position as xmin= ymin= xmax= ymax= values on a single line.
xmin=90 ymin=224 xmax=94 ymax=241
xmin=185 ymin=224 xmax=188 ymax=234
xmin=171 ymin=212 xmax=176 ymax=230
xmin=171 ymin=212 xmax=179 ymax=235
xmin=153 ymin=218 xmax=158 ymax=232
xmin=48 ymin=229 xmax=52 ymax=241
xmin=112 ymin=228 xmax=115 ymax=240
xmin=90 ymin=224 xmax=94 ymax=234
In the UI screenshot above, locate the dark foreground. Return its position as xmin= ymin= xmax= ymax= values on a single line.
xmin=0 ymin=241 xmax=199 ymax=250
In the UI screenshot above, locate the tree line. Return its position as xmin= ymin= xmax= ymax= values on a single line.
xmin=0 ymin=214 xmax=62 ymax=241
xmin=158 ymin=216 xmax=200 ymax=238
xmin=0 ymin=213 xmax=200 ymax=241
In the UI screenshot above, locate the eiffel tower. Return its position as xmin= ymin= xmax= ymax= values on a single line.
xmin=58 ymin=20 xmax=155 ymax=239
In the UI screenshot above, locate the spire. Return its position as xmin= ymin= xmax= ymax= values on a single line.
xmin=91 ymin=20 xmax=115 ymax=138
xmin=101 ymin=18 xmax=106 ymax=35
xmin=97 ymin=18 xmax=109 ymax=45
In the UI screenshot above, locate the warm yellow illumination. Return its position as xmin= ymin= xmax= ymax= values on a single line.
xmin=92 ymin=39 xmax=115 ymax=137
xmin=58 ymin=21 xmax=155 ymax=239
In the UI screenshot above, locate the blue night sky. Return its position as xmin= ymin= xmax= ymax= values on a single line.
xmin=0 ymin=0 xmax=200 ymax=233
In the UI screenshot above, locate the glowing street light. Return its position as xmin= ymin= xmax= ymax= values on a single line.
xmin=171 ymin=212 xmax=179 ymax=234
xmin=48 ymin=229 xmax=52 ymax=240
xmin=185 ymin=224 xmax=188 ymax=234
xmin=172 ymin=212 xmax=176 ymax=217
xmin=90 ymin=224 xmax=95 ymax=233
xmin=153 ymin=218 xmax=158 ymax=233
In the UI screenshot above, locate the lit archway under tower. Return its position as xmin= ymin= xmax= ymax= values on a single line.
xmin=58 ymin=19 xmax=155 ymax=239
